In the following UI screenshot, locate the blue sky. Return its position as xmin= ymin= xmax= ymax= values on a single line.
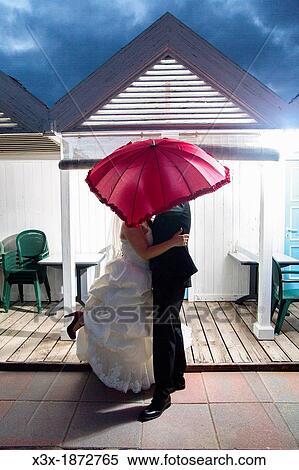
xmin=0 ymin=0 xmax=298 ymax=107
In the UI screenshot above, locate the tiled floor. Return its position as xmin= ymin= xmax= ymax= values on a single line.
xmin=0 ymin=371 xmax=298 ymax=449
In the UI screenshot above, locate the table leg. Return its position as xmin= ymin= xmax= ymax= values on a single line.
xmin=235 ymin=265 xmax=258 ymax=304
xmin=76 ymin=266 xmax=86 ymax=307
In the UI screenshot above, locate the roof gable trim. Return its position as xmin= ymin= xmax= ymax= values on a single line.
xmin=50 ymin=13 xmax=289 ymax=131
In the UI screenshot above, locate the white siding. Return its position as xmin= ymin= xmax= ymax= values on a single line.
xmin=190 ymin=159 xmax=284 ymax=300
xmin=0 ymin=160 xmax=61 ymax=301
xmin=0 ymin=160 xmax=111 ymax=303
xmin=72 ymin=169 xmax=113 ymax=254
xmin=190 ymin=160 xmax=259 ymax=300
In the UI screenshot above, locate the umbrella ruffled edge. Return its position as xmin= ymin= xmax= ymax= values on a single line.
xmin=85 ymin=166 xmax=231 ymax=227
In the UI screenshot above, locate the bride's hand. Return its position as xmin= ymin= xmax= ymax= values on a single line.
xmin=170 ymin=228 xmax=189 ymax=247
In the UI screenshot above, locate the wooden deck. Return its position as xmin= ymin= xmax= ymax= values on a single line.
xmin=1 ymin=301 xmax=299 ymax=368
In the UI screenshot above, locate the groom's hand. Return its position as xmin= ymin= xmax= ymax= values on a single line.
xmin=170 ymin=228 xmax=189 ymax=248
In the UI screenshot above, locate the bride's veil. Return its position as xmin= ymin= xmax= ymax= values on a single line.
xmin=104 ymin=212 xmax=123 ymax=263
xmin=110 ymin=212 xmax=123 ymax=260
xmin=94 ymin=212 xmax=123 ymax=278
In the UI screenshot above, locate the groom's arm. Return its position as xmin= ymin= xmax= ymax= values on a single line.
xmin=162 ymin=203 xmax=191 ymax=232
xmin=152 ymin=203 xmax=191 ymax=244
xmin=150 ymin=203 xmax=197 ymax=281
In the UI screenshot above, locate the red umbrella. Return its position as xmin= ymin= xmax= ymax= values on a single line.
xmin=85 ymin=138 xmax=230 ymax=227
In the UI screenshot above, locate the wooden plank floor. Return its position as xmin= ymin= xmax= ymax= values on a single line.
xmin=1 ymin=301 xmax=299 ymax=366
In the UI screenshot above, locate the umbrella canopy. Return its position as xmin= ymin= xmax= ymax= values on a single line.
xmin=85 ymin=138 xmax=230 ymax=227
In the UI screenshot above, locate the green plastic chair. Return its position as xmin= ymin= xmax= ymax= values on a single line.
xmin=271 ymin=258 xmax=299 ymax=334
xmin=1 ymin=249 xmax=51 ymax=313
xmin=15 ymin=229 xmax=51 ymax=306
xmin=16 ymin=229 xmax=49 ymax=265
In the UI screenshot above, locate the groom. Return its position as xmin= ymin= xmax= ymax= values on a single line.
xmin=139 ymin=202 xmax=198 ymax=422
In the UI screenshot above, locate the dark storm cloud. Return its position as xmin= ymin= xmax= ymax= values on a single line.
xmin=0 ymin=0 xmax=298 ymax=106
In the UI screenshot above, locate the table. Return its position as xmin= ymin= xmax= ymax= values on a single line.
xmin=228 ymin=251 xmax=299 ymax=304
xmin=39 ymin=251 xmax=106 ymax=313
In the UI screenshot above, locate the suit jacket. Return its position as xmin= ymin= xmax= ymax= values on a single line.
xmin=149 ymin=202 xmax=198 ymax=288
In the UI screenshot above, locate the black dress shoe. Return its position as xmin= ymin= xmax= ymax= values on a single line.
xmin=139 ymin=395 xmax=171 ymax=422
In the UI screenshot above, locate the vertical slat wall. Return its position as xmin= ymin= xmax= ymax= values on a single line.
xmin=238 ymin=161 xmax=261 ymax=255
xmin=190 ymin=160 xmax=261 ymax=300
xmin=0 ymin=151 xmax=264 ymax=302
xmin=0 ymin=160 xmax=112 ymax=302
xmin=0 ymin=160 xmax=62 ymax=301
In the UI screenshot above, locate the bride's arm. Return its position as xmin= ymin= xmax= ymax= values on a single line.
xmin=122 ymin=225 xmax=188 ymax=260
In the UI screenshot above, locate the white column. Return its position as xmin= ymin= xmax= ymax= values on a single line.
xmin=253 ymin=162 xmax=275 ymax=339
xmin=188 ymin=199 xmax=196 ymax=301
xmin=59 ymin=137 xmax=77 ymax=340
xmin=272 ymin=159 xmax=285 ymax=253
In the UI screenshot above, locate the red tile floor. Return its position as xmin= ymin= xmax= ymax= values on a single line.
xmin=0 ymin=371 xmax=298 ymax=449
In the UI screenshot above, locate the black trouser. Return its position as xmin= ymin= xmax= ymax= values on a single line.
xmin=152 ymin=279 xmax=187 ymax=400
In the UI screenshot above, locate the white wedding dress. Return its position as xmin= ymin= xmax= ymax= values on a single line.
xmin=76 ymin=227 xmax=192 ymax=393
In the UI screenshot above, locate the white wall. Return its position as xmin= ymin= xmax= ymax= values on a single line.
xmin=0 ymin=160 xmax=62 ymax=302
xmin=0 ymin=160 xmax=109 ymax=302
xmin=190 ymin=160 xmax=261 ymax=300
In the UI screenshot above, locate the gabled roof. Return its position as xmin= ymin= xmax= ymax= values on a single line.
xmin=79 ymin=56 xmax=259 ymax=129
xmin=51 ymin=12 xmax=289 ymax=132
xmin=0 ymin=70 xmax=50 ymax=133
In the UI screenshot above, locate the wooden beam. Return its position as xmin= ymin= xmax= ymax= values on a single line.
xmin=69 ymin=123 xmax=266 ymax=132
xmin=58 ymin=145 xmax=279 ymax=170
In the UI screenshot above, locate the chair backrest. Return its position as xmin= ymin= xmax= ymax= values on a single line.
xmin=1 ymin=234 xmax=17 ymax=252
xmin=272 ymin=258 xmax=282 ymax=300
xmin=16 ymin=229 xmax=49 ymax=265
xmin=1 ymin=250 xmax=19 ymax=276
xmin=0 ymin=241 xmax=4 ymax=266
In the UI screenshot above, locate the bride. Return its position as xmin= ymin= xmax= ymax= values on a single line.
xmin=66 ymin=215 xmax=191 ymax=394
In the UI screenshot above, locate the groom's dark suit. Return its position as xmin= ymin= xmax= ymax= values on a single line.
xmin=149 ymin=202 xmax=198 ymax=399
